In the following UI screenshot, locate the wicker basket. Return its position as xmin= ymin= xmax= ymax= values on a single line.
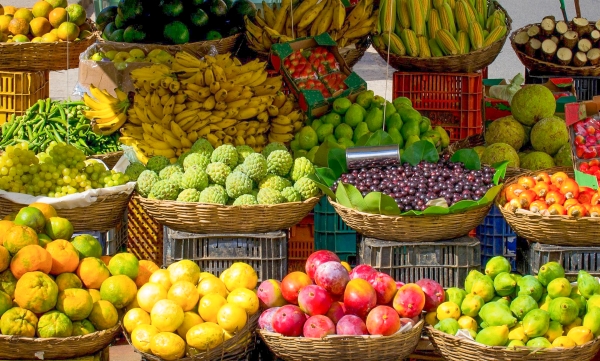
xmin=124 ymin=313 xmax=259 ymax=361
xmin=0 ymin=19 xmax=98 ymax=71
xmin=496 ymin=167 xmax=600 ymax=246
xmin=0 ymin=324 xmax=119 ymax=360
xmin=426 ymin=326 xmax=600 ymax=361
xmin=134 ymin=194 xmax=320 ymax=234
xmin=259 ymin=319 xmax=423 ymax=361
xmin=373 ymin=2 xmax=511 ymax=72
xmin=511 ymin=24 xmax=600 ymax=76
xmin=99 ymin=33 xmax=243 ymax=56
xmin=329 ymin=198 xmax=492 ymax=242
xmin=87 ymin=151 xmax=124 ymax=169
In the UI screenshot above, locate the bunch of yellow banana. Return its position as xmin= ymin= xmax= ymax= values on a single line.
xmin=245 ymin=0 xmax=377 ymax=52
xmin=83 ymin=84 xmax=130 ymax=136
xmin=268 ymin=94 xmax=305 ymax=144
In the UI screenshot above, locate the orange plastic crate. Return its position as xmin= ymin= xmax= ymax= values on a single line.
xmin=393 ymin=71 xmax=483 ymax=143
xmin=288 ymin=214 xmax=314 ymax=273
xmin=0 ymin=70 xmax=49 ymax=125
xmin=127 ymin=197 xmax=164 ymax=266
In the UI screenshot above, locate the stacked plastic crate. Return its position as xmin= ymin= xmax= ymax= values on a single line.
xmin=476 ymin=205 xmax=517 ymax=271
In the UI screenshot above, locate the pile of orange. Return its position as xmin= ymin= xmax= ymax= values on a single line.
xmin=0 ymin=1 xmax=90 ymax=43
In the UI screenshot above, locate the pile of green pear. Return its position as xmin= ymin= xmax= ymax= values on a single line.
xmin=88 ymin=48 xmax=173 ymax=70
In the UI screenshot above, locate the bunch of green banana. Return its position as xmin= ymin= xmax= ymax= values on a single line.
xmin=83 ymin=84 xmax=130 ymax=136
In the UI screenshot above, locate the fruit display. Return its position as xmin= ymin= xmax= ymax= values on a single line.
xmin=502 ymin=170 xmax=600 ymax=218
xmin=0 ymin=203 xmax=152 ymax=338
xmin=513 ymin=17 xmax=600 ymax=67
xmin=96 ymin=0 xmax=257 ymax=44
xmin=0 ymin=1 xmax=92 ymax=43
xmin=0 ymin=99 xmax=121 ymax=156
xmin=125 ymin=260 xmax=260 ymax=359
xmin=244 ymin=0 xmax=377 ymax=53
xmin=429 ymin=255 xmax=600 ymax=350
xmin=87 ymin=47 xmax=174 ymax=70
xmin=372 ymin=0 xmax=508 ymax=57
xmin=471 ymin=85 xmax=572 ymax=170
xmin=292 ymin=91 xmax=451 ymax=162
xmin=258 ymin=250 xmax=424 ymax=337
xmin=0 ymin=142 xmax=129 ymax=197
xmin=134 ymin=142 xmax=321 ymax=205
xmin=571 ymin=117 xmax=600 ymax=182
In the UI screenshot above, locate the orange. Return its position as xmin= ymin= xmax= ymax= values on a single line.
xmin=71 ymin=319 xmax=95 ymax=336
xmin=137 ymin=282 xmax=167 ymax=313
xmin=135 ymin=260 xmax=159 ymax=288
xmin=65 ymin=4 xmax=86 ymax=26
xmin=76 ymin=257 xmax=110 ymax=289
xmin=167 ymin=260 xmax=200 ymax=285
xmin=37 ymin=310 xmax=73 ymax=337
xmin=0 ymin=290 xmax=12 ymax=318
xmin=168 ymin=281 xmax=199 ymax=312
xmin=55 ymin=272 xmax=82 ymax=292
xmin=123 ymin=307 xmax=151 ymax=334
xmin=7 ymin=18 xmax=29 ymax=36
xmin=13 ymin=8 xmax=33 ymax=24
xmin=45 ymin=0 xmax=68 ymax=8
xmin=45 ymin=239 xmax=79 ymax=275
xmin=10 ymin=244 xmax=53 ymax=279
xmin=3 ymin=212 xmax=16 ymax=221
xmin=31 ymin=36 xmax=43 ymax=42
xmin=56 ymin=288 xmax=93 ymax=321
xmin=41 ymin=32 xmax=58 ymax=42
xmin=176 ymin=311 xmax=203 ymax=339
xmin=13 ymin=207 xmax=45 ymax=233
xmin=57 ymin=21 xmax=78 ymax=41
xmin=131 ymin=324 xmax=159 ymax=353
xmin=44 ymin=217 xmax=73 ymax=240
xmin=37 ymin=233 xmax=52 ymax=247
xmin=216 ymin=303 xmax=247 ymax=333
xmin=48 ymin=7 xmax=67 ymax=28
xmin=0 ymin=15 xmax=9 ymax=34
xmin=149 ymin=269 xmax=171 ymax=291
xmin=11 ymin=34 xmax=29 ymax=43
xmin=126 ymin=296 xmax=141 ymax=312
xmin=198 ymin=294 xmax=227 ymax=323
xmin=0 ymin=220 xmax=13 ymax=244
xmin=70 ymin=234 xmax=102 ymax=259
xmin=0 ymin=307 xmax=37 ymax=337
xmin=14 ymin=271 xmax=58 ymax=313
xmin=3 ymin=6 xmax=16 ymax=15
xmin=221 ymin=262 xmax=257 ymax=291
xmin=87 ymin=299 xmax=118 ymax=330
xmin=0 ymin=5 xmax=3 ymax=15
xmin=99 ymin=274 xmax=137 ymax=308
xmin=32 ymin=1 xmax=54 ymax=18
xmin=28 ymin=203 xmax=57 ymax=220
xmin=88 ymin=289 xmax=101 ymax=303
xmin=226 ymin=288 xmax=259 ymax=316
xmin=100 ymin=255 xmax=111 ymax=266
xmin=0 ymin=246 xmax=9 ymax=273
xmin=0 ymin=269 xmax=17 ymax=298
xmin=197 ymin=277 xmax=228 ymax=299
xmin=186 ymin=322 xmax=224 ymax=351
xmin=3 ymin=225 xmax=39 ymax=255
xmin=150 ymin=332 xmax=186 ymax=360
xmin=150 ymin=299 xmax=184 ymax=332
xmin=108 ymin=252 xmax=139 ymax=280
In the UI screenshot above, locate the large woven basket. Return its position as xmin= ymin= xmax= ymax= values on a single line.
xmin=329 ymin=198 xmax=492 ymax=242
xmin=134 ymin=194 xmax=320 ymax=234
xmin=373 ymin=2 xmax=511 ymax=72
xmin=0 ymin=191 xmax=132 ymax=232
xmin=511 ymin=24 xmax=600 ymax=76
xmin=124 ymin=313 xmax=259 ymax=361
xmin=259 ymin=319 xmax=424 ymax=361
xmin=0 ymin=324 xmax=120 ymax=360
xmin=87 ymin=151 xmax=124 ymax=169
xmin=497 ymin=167 xmax=600 ymax=246
xmin=426 ymin=326 xmax=600 ymax=361
xmin=99 ymin=33 xmax=243 ymax=56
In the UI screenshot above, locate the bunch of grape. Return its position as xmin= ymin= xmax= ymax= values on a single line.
xmin=0 ymin=142 xmax=129 ymax=197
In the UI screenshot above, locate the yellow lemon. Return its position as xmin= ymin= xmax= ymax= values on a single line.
xmin=131 ymin=324 xmax=158 ymax=353
xmin=150 ymin=332 xmax=185 ymax=360
xmin=198 ymin=294 xmax=227 ymax=323
xmin=149 ymin=269 xmax=171 ymax=291
xmin=123 ymin=308 xmax=151 ymax=334
xmin=176 ymin=311 xmax=203 ymax=339
xmin=186 ymin=322 xmax=224 ymax=351
xmin=227 ymin=288 xmax=259 ymax=316
xmin=221 ymin=263 xmax=257 ymax=291
xmin=197 ymin=277 xmax=228 ymax=299
xmin=217 ymin=303 xmax=247 ymax=333
xmin=167 ymin=260 xmax=200 ymax=285
xmin=150 ymin=299 xmax=184 ymax=332
xmin=167 ymin=281 xmax=199 ymax=312
xmin=137 ymin=282 xmax=167 ymax=313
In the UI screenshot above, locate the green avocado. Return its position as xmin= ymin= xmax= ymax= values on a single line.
xmin=164 ymin=21 xmax=190 ymax=44
xmin=108 ymin=28 xmax=125 ymax=42
xmin=162 ymin=0 xmax=184 ymax=17
xmin=102 ymin=22 xmax=117 ymax=38
xmin=206 ymin=30 xmax=223 ymax=40
xmin=190 ymin=8 xmax=209 ymax=27
xmin=123 ymin=25 xmax=146 ymax=42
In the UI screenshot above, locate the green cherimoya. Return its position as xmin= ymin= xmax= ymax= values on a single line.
xmin=159 ymin=164 xmax=184 ymax=180
xmin=257 ymin=188 xmax=285 ymax=204
xmin=125 ymin=162 xmax=146 ymax=181
xmin=267 ymin=150 xmax=293 ymax=177
xmin=135 ymin=170 xmax=160 ymax=197
xmin=511 ymin=85 xmax=557 ymax=126
xmin=199 ymin=185 xmax=228 ymax=205
xmin=183 ymin=153 xmax=210 ymax=172
xmin=148 ymin=179 xmax=180 ymax=200
xmin=290 ymin=157 xmax=315 ymax=182
xmin=205 ymin=162 xmax=231 ymax=186
xmin=530 ymin=116 xmax=569 ymax=156
xmin=262 ymin=142 xmax=288 ymax=158
xmin=177 ymin=189 xmax=201 ymax=202
xmin=520 ymin=151 xmax=556 ymax=171
xmin=480 ymin=143 xmax=521 ymax=168
xmin=236 ymin=145 xmax=255 ymax=163
xmin=211 ymin=144 xmax=238 ymax=169
xmin=146 ymin=155 xmax=170 ymax=173
xmin=242 ymin=153 xmax=267 ymax=182
xmin=233 ymin=194 xmax=258 ymax=205
xmin=293 ymin=177 xmax=320 ymax=201
xmin=259 ymin=174 xmax=292 ymax=191
xmin=225 ymin=171 xmax=253 ymax=199
xmin=281 ymin=187 xmax=302 ymax=202
xmin=180 ymin=168 xmax=209 ymax=191
xmin=170 ymin=172 xmax=184 ymax=188
xmin=554 ymin=144 xmax=573 ymax=167
xmin=190 ymin=138 xmax=214 ymax=158
xmin=484 ymin=116 xmax=525 ymax=151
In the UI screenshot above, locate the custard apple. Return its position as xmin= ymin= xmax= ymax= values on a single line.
xmin=233 ymin=194 xmax=258 ymax=206
xmin=257 ymin=188 xmax=285 ymax=204
xmin=177 ymin=151 xmax=191 ymax=166
xmin=170 ymin=172 xmax=184 ymax=188
xmin=294 ymin=177 xmax=320 ymax=200
xmin=236 ymin=145 xmax=255 ymax=163
xmin=205 ymin=162 xmax=231 ymax=186
xmin=136 ymin=170 xmax=159 ymax=197
xmin=243 ymin=153 xmax=267 ymax=182
xmin=177 ymin=189 xmax=201 ymax=202
xmin=225 ymin=171 xmax=253 ymax=199
xmin=148 ymin=179 xmax=180 ymax=200
xmin=262 ymin=142 xmax=288 ymax=158
xmin=183 ymin=153 xmax=210 ymax=172
xmin=125 ymin=162 xmax=146 ymax=181
xmin=180 ymin=168 xmax=209 ymax=191
xmin=190 ymin=138 xmax=214 ymax=158
xmin=199 ymin=185 xmax=228 ymax=204
xmin=267 ymin=150 xmax=293 ymax=177
xmin=146 ymin=155 xmax=170 ymax=173
xmin=290 ymin=157 xmax=315 ymax=181
xmin=233 ymin=164 xmax=246 ymax=173
xmin=211 ymin=144 xmax=238 ymax=168
xmin=281 ymin=187 xmax=302 ymax=202
xmin=259 ymin=174 xmax=292 ymax=191
xmin=159 ymin=164 xmax=184 ymax=180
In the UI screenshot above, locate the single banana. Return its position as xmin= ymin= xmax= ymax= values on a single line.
xmin=298 ymin=0 xmax=328 ymax=29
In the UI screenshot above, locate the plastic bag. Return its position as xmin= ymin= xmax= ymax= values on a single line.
xmin=489 ymin=73 xmax=525 ymax=105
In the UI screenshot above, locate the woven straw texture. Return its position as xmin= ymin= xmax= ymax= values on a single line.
xmin=0 ymin=192 xmax=132 ymax=232
xmin=0 ymin=324 xmax=120 ymax=360
xmin=99 ymin=34 xmax=243 ymax=57
xmin=329 ymin=198 xmax=492 ymax=242
xmin=497 ymin=167 xmax=600 ymax=246
xmin=426 ymin=326 xmax=600 ymax=361
xmin=134 ymin=194 xmax=319 ymax=234
xmin=125 ymin=313 xmax=258 ymax=361
xmin=87 ymin=151 xmax=124 ymax=169
xmin=373 ymin=2 xmax=511 ymax=72
xmin=511 ymin=24 xmax=600 ymax=76
xmin=259 ymin=319 xmax=424 ymax=361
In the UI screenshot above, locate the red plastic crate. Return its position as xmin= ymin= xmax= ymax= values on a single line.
xmin=288 ymin=214 xmax=314 ymax=273
xmin=393 ymin=71 xmax=484 ymax=143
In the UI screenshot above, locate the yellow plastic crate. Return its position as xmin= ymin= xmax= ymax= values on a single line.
xmin=0 ymin=70 xmax=49 ymax=125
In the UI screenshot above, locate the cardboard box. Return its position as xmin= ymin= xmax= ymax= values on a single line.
xmin=270 ymin=33 xmax=367 ymax=119
xmin=565 ymin=98 xmax=600 ymax=189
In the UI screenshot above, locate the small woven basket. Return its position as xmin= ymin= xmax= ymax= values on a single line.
xmin=511 ymin=24 xmax=600 ymax=76
xmin=426 ymin=326 xmax=600 ymax=361
xmin=259 ymin=319 xmax=424 ymax=361
xmin=87 ymin=151 xmax=124 ymax=170
xmin=99 ymin=33 xmax=243 ymax=56
xmin=497 ymin=167 xmax=600 ymax=246
xmin=329 ymin=198 xmax=492 ymax=242
xmin=124 ymin=313 xmax=259 ymax=361
xmin=0 ymin=324 xmax=120 ymax=360
xmin=134 ymin=194 xmax=320 ymax=234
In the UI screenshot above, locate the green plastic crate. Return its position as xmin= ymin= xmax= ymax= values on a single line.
xmin=314 ymin=197 xmax=357 ymax=263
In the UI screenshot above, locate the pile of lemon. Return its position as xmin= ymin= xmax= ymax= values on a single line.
xmin=123 ymin=260 xmax=260 ymax=360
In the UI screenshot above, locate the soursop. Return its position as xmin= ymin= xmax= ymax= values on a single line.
xmin=236 ymin=145 xmax=255 ymax=163
xmin=257 ymin=188 xmax=285 ymax=204
xmin=177 ymin=189 xmax=201 ymax=202
xmin=259 ymin=174 xmax=292 ymax=191
xmin=290 ymin=157 xmax=315 ymax=182
xmin=225 ymin=171 xmax=253 ymax=199
xmin=233 ymin=194 xmax=258 ymax=206
xmin=146 ymin=155 xmax=170 ymax=173
xmin=211 ymin=144 xmax=238 ymax=169
xmin=180 ymin=168 xmax=209 ymax=191
xmin=148 ymin=179 xmax=180 ymax=200
xmin=484 ymin=116 xmax=525 ymax=151
xmin=481 ymin=143 xmax=520 ymax=168
xmin=267 ymin=150 xmax=293 ymax=176
xmin=511 ymin=85 xmax=557 ymax=126
xmin=199 ymin=185 xmax=228 ymax=204
xmin=159 ymin=164 xmax=184 ymax=180
xmin=136 ymin=170 xmax=160 ymax=197
xmin=262 ymin=142 xmax=287 ymax=158
xmin=554 ymin=144 xmax=573 ymax=167
xmin=521 ymin=152 xmax=556 ymax=171
xmin=125 ymin=162 xmax=146 ymax=181
xmin=205 ymin=162 xmax=231 ymax=186
xmin=190 ymin=138 xmax=214 ymax=158
xmin=530 ymin=116 xmax=569 ymax=156
xmin=281 ymin=187 xmax=302 ymax=202
xmin=183 ymin=153 xmax=210 ymax=172
xmin=242 ymin=153 xmax=267 ymax=182
xmin=293 ymin=177 xmax=320 ymax=200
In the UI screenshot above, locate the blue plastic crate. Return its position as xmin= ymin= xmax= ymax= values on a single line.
xmin=525 ymin=69 xmax=600 ymax=101
xmin=477 ymin=205 xmax=517 ymax=271
xmin=314 ymin=197 xmax=357 ymax=260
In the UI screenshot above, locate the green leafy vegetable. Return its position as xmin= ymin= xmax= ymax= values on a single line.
xmin=402 ymin=140 xmax=439 ymax=166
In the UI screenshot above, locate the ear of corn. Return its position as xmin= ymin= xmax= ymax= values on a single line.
xmin=378 ymin=0 xmax=397 ymax=34
xmin=483 ymin=24 xmax=506 ymax=47
xmin=428 ymin=9 xmax=442 ymax=41
xmin=407 ymin=0 xmax=426 ymax=36
xmin=418 ymin=35 xmax=432 ymax=57
xmin=421 ymin=0 xmax=432 ymax=20
xmin=439 ymin=2 xmax=457 ymax=36
xmin=397 ymin=0 xmax=412 ymax=29
xmin=455 ymin=0 xmax=471 ymax=32
xmin=468 ymin=21 xmax=484 ymax=50
xmin=400 ymin=28 xmax=420 ymax=56
xmin=457 ymin=30 xmax=470 ymax=54
xmin=381 ymin=31 xmax=407 ymax=56
xmin=429 ymin=38 xmax=444 ymax=56
xmin=474 ymin=0 xmax=488 ymax=25
xmin=436 ymin=28 xmax=459 ymax=55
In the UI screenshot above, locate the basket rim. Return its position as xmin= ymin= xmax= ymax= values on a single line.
xmin=134 ymin=193 xmax=321 ymax=209
xmin=0 ymin=324 xmax=120 ymax=343
xmin=99 ymin=32 xmax=242 ymax=46
xmin=0 ymin=18 xmax=98 ymax=47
